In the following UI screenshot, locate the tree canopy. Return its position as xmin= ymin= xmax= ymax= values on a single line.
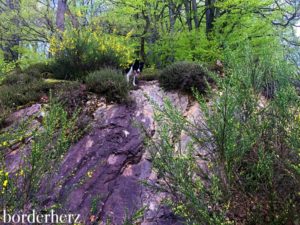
xmin=0 ymin=0 xmax=299 ymax=67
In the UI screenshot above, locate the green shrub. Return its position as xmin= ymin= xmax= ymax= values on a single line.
xmin=85 ymin=68 xmax=129 ymax=103
xmin=0 ymin=56 xmax=15 ymax=78
xmin=50 ymin=49 xmax=120 ymax=80
xmin=0 ymin=107 xmax=9 ymax=128
xmin=159 ymin=61 xmax=210 ymax=94
xmin=148 ymin=99 xmax=227 ymax=225
xmin=198 ymin=45 xmax=300 ymax=224
xmin=0 ymin=81 xmax=50 ymax=108
xmin=2 ymin=72 xmax=37 ymax=86
xmin=51 ymin=81 xmax=88 ymax=115
xmin=150 ymin=45 xmax=300 ymax=225
xmin=0 ymin=73 xmax=52 ymax=109
xmin=139 ymin=68 xmax=160 ymax=81
xmin=49 ymin=29 xmax=126 ymax=80
xmin=22 ymin=62 xmax=52 ymax=78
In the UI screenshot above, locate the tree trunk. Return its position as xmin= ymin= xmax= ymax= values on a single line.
xmin=56 ymin=0 xmax=79 ymax=32
xmin=140 ymin=9 xmax=151 ymax=63
xmin=140 ymin=36 xmax=146 ymax=62
xmin=56 ymin=0 xmax=68 ymax=31
xmin=191 ymin=0 xmax=200 ymax=29
xmin=184 ymin=0 xmax=193 ymax=31
xmin=168 ymin=1 xmax=175 ymax=33
xmin=168 ymin=1 xmax=177 ymax=63
xmin=205 ymin=0 xmax=215 ymax=35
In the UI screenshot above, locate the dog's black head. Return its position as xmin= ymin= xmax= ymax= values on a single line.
xmin=132 ymin=60 xmax=144 ymax=74
xmin=124 ymin=59 xmax=145 ymax=74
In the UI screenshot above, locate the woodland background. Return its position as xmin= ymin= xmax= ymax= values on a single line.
xmin=0 ymin=0 xmax=300 ymax=225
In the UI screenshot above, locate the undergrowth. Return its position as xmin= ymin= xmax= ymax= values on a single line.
xmin=159 ymin=61 xmax=211 ymax=95
xmin=85 ymin=68 xmax=129 ymax=103
xmin=0 ymin=97 xmax=81 ymax=213
xmin=149 ymin=45 xmax=300 ymax=224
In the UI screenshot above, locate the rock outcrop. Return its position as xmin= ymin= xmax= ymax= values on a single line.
xmin=3 ymin=81 xmax=210 ymax=225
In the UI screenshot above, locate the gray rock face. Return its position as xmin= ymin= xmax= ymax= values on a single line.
xmin=39 ymin=104 xmax=147 ymax=224
xmin=4 ymin=81 xmax=210 ymax=225
xmin=6 ymin=104 xmax=42 ymax=124
xmin=38 ymin=82 xmax=188 ymax=224
xmin=4 ymin=104 xmax=43 ymax=174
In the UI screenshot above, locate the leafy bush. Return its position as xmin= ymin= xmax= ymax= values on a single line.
xmin=139 ymin=67 xmax=160 ymax=81
xmin=0 ymin=107 xmax=9 ymax=128
xmin=49 ymin=28 xmax=133 ymax=80
xmin=199 ymin=46 xmax=300 ymax=224
xmin=149 ymin=30 xmax=220 ymax=68
xmin=148 ymin=99 xmax=227 ymax=225
xmin=0 ymin=52 xmax=15 ymax=79
xmin=22 ymin=62 xmax=53 ymax=78
xmin=2 ymin=72 xmax=36 ymax=85
xmin=159 ymin=61 xmax=211 ymax=94
xmin=52 ymin=81 xmax=88 ymax=114
xmin=0 ymin=73 xmax=51 ymax=109
xmin=16 ymin=46 xmax=49 ymax=70
xmin=150 ymin=45 xmax=300 ymax=225
xmin=85 ymin=68 xmax=129 ymax=103
xmin=50 ymin=49 xmax=120 ymax=80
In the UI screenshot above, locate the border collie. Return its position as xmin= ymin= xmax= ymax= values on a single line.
xmin=125 ymin=60 xmax=144 ymax=86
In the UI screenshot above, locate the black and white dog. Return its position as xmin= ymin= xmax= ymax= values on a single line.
xmin=125 ymin=60 xmax=144 ymax=86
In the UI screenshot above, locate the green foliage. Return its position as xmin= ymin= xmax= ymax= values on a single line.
xmin=151 ymin=30 xmax=221 ymax=67
xmin=17 ymin=46 xmax=49 ymax=70
xmin=50 ymin=49 xmax=120 ymax=80
xmin=150 ymin=43 xmax=300 ymax=224
xmin=0 ymin=70 xmax=53 ymax=127
xmin=211 ymin=1 xmax=271 ymax=51
xmin=0 ymin=117 xmax=38 ymax=209
xmin=0 ymin=98 xmax=80 ymax=211
xmin=197 ymin=45 xmax=300 ymax=224
xmin=52 ymin=81 xmax=86 ymax=109
xmin=0 ymin=108 xmax=9 ymax=128
xmin=123 ymin=207 xmax=146 ymax=225
xmin=2 ymin=71 xmax=36 ymax=86
xmin=0 ymin=72 xmax=51 ymax=109
xmin=49 ymin=28 xmax=132 ymax=80
xmin=90 ymin=195 xmax=101 ymax=216
xmin=22 ymin=62 xmax=53 ymax=78
xmin=139 ymin=67 xmax=160 ymax=81
xmin=0 ymin=53 xmax=15 ymax=82
xmin=159 ymin=61 xmax=211 ymax=94
xmin=85 ymin=68 xmax=129 ymax=103
xmin=0 ymin=0 xmax=299 ymax=223
xmin=29 ymin=99 xmax=80 ymax=189
xmin=148 ymin=99 xmax=228 ymax=225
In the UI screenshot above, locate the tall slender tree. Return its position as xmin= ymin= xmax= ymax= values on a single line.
xmin=191 ymin=0 xmax=199 ymax=29
xmin=184 ymin=0 xmax=193 ymax=31
xmin=56 ymin=0 xmax=79 ymax=32
xmin=205 ymin=0 xmax=216 ymax=35
xmin=56 ymin=0 xmax=67 ymax=31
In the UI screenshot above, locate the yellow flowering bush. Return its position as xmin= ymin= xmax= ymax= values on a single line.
xmin=48 ymin=28 xmax=134 ymax=80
